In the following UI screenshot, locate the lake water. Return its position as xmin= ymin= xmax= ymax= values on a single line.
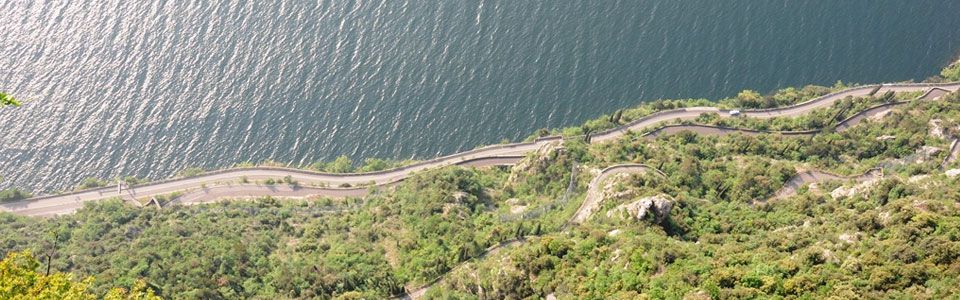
xmin=1 ymin=0 xmax=959 ymax=192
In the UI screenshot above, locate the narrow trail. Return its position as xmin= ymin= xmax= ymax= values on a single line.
xmin=3 ymin=82 xmax=958 ymax=216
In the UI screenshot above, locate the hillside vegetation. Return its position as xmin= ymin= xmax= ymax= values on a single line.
xmin=2 ymin=68 xmax=960 ymax=298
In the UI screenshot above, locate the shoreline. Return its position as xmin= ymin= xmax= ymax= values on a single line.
xmin=3 ymin=81 xmax=959 ymax=216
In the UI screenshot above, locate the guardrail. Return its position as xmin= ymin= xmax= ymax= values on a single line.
xmin=879 ymin=82 xmax=960 ymax=88
xmin=643 ymin=124 xmax=820 ymax=138
xmin=745 ymin=85 xmax=880 ymax=113
xmin=643 ymin=98 xmax=914 ymax=138
xmin=15 ymin=81 xmax=960 ymax=206
xmin=21 ymin=142 xmax=545 ymax=202
xmin=591 ymin=108 xmax=698 ymax=138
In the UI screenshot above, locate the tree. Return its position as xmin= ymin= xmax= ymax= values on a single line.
xmin=609 ymin=109 xmax=624 ymax=124
xmin=0 ymin=250 xmax=158 ymax=299
xmin=104 ymin=280 xmax=162 ymax=300
xmin=877 ymin=91 xmax=895 ymax=103
xmin=1 ymin=92 xmax=20 ymax=107
xmin=77 ymin=177 xmax=108 ymax=190
xmin=944 ymin=91 xmax=960 ymax=103
xmin=358 ymin=158 xmax=391 ymax=172
xmin=0 ymin=250 xmax=95 ymax=299
xmin=0 ymin=188 xmax=31 ymax=202
xmin=326 ymin=155 xmax=354 ymax=173
xmin=514 ymin=222 xmax=524 ymax=239
xmin=735 ymin=90 xmax=763 ymax=108
xmin=941 ymin=61 xmax=960 ymax=81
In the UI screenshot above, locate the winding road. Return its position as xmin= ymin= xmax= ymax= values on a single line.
xmin=3 ymin=82 xmax=959 ymax=217
xmin=767 ymin=168 xmax=883 ymax=202
xmin=642 ymin=88 xmax=946 ymax=139
xmin=570 ymin=164 xmax=665 ymax=224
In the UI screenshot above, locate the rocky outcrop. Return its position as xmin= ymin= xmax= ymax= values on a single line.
xmin=571 ymin=164 xmax=664 ymax=224
xmin=606 ymin=194 xmax=675 ymax=223
xmin=875 ymin=135 xmax=896 ymax=141
xmin=884 ymin=145 xmax=943 ymax=166
xmin=919 ymin=146 xmax=943 ymax=162
xmin=946 ymin=169 xmax=960 ymax=178
xmin=830 ymin=177 xmax=881 ymax=199
xmin=838 ymin=232 xmax=861 ymax=244
xmin=929 ymin=119 xmax=945 ymax=139
xmin=505 ymin=198 xmax=527 ymax=214
xmin=769 ymin=168 xmax=881 ymax=201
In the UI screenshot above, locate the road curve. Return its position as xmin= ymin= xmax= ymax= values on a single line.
xmin=591 ymin=82 xmax=960 ymax=143
xmin=765 ymin=168 xmax=882 ymax=203
xmin=3 ymin=82 xmax=959 ymax=216
xmin=642 ymin=96 xmax=920 ymax=139
xmin=3 ymin=155 xmax=527 ymax=216
xmin=570 ymin=164 xmax=665 ymax=224
xmin=393 ymin=83 xmax=960 ymax=299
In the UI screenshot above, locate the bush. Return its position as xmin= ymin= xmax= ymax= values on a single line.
xmin=77 ymin=177 xmax=108 ymax=190
xmin=178 ymin=167 xmax=204 ymax=178
xmin=0 ymin=188 xmax=31 ymax=202
xmin=941 ymin=61 xmax=960 ymax=81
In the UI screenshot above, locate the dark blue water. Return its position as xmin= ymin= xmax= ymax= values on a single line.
xmin=1 ymin=0 xmax=959 ymax=192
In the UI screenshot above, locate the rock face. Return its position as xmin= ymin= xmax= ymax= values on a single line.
xmin=573 ymin=164 xmax=661 ymax=224
xmin=929 ymin=119 xmax=945 ymax=139
xmin=868 ymin=109 xmax=891 ymax=121
xmin=830 ymin=178 xmax=880 ymax=199
xmin=888 ymin=146 xmax=942 ymax=166
xmin=946 ymin=169 xmax=960 ymax=178
xmin=505 ymin=198 xmax=527 ymax=214
xmin=875 ymin=135 xmax=896 ymax=141
xmin=908 ymin=174 xmax=930 ymax=183
xmin=919 ymin=146 xmax=943 ymax=162
xmin=607 ymin=194 xmax=674 ymax=223
xmin=839 ymin=232 xmax=861 ymax=244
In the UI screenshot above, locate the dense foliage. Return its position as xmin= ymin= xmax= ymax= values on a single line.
xmin=420 ymin=90 xmax=960 ymax=299
xmin=941 ymin=60 xmax=960 ymax=81
xmin=2 ymin=74 xmax=960 ymax=298
xmin=308 ymin=156 xmax=417 ymax=173
xmin=527 ymin=83 xmax=842 ymax=140
xmin=0 ymin=188 xmax=31 ymax=203
xmin=0 ymin=250 xmax=160 ymax=299
xmin=0 ymin=157 xmax=575 ymax=298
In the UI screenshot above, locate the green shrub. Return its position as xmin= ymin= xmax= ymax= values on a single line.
xmin=0 ymin=188 xmax=31 ymax=202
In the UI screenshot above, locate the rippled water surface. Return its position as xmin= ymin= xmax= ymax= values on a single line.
xmin=1 ymin=1 xmax=959 ymax=192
